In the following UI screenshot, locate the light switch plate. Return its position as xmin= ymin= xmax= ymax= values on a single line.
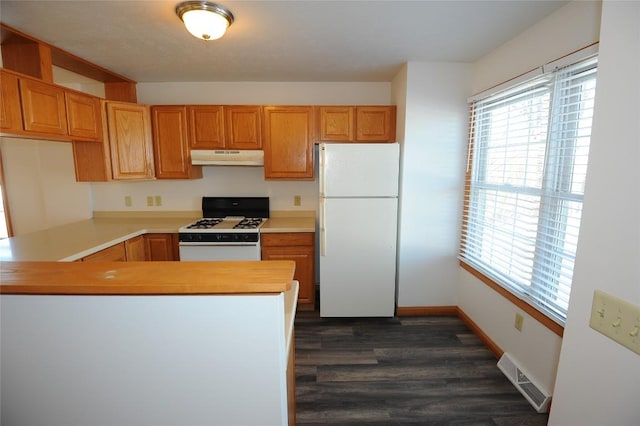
xmin=589 ymin=289 xmax=640 ymax=355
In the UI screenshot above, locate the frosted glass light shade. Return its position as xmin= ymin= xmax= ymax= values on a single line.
xmin=182 ymin=9 xmax=228 ymax=40
xmin=176 ymin=2 xmax=234 ymax=41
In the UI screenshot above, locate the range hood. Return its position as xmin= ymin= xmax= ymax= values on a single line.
xmin=191 ymin=150 xmax=264 ymax=166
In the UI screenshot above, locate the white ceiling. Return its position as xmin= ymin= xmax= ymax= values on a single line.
xmin=0 ymin=0 xmax=569 ymax=83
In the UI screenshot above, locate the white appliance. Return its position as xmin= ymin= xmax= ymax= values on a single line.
xmin=178 ymin=197 xmax=269 ymax=261
xmin=319 ymin=143 xmax=400 ymax=317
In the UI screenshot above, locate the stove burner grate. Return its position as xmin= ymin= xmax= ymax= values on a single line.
xmin=186 ymin=218 xmax=223 ymax=229
xmin=234 ymin=218 xmax=264 ymax=229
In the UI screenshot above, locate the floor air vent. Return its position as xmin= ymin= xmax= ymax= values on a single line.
xmin=497 ymin=353 xmax=551 ymax=413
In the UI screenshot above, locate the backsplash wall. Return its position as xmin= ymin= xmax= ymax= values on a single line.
xmin=90 ymin=152 xmax=320 ymax=214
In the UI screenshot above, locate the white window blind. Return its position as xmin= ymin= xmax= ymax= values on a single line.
xmin=460 ymin=56 xmax=598 ymax=324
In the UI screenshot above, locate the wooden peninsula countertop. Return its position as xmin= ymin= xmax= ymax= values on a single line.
xmin=0 ymin=260 xmax=296 ymax=295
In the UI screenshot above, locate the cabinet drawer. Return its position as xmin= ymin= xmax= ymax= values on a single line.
xmin=261 ymin=232 xmax=314 ymax=247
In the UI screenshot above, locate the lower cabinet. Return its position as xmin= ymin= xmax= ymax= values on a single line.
xmin=81 ymin=242 xmax=126 ymax=262
xmin=81 ymin=234 xmax=178 ymax=262
xmin=124 ymin=235 xmax=146 ymax=261
xmin=261 ymin=232 xmax=315 ymax=310
xmin=144 ymin=233 xmax=179 ymax=261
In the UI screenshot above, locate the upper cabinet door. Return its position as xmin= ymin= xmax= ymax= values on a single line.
xmin=356 ymin=106 xmax=396 ymax=142
xmin=0 ymin=71 xmax=23 ymax=132
xmin=188 ymin=105 xmax=225 ymax=149
xmin=19 ymin=78 xmax=67 ymax=136
xmin=263 ymin=106 xmax=314 ymax=180
xmin=105 ymin=101 xmax=155 ymax=180
xmin=225 ymin=105 xmax=262 ymax=150
xmin=151 ymin=105 xmax=202 ymax=180
xmin=317 ymin=106 xmax=354 ymax=141
xmin=65 ymin=91 xmax=103 ymax=141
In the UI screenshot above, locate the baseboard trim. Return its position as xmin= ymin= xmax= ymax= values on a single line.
xmin=395 ymin=305 xmax=504 ymax=359
xmin=456 ymin=307 xmax=504 ymax=359
xmin=396 ymin=306 xmax=458 ymax=316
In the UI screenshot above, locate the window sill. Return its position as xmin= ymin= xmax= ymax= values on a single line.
xmin=459 ymin=260 xmax=564 ymax=337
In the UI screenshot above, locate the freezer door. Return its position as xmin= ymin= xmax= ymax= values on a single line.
xmin=320 ymin=143 xmax=399 ymax=197
xmin=319 ymin=197 xmax=397 ymax=317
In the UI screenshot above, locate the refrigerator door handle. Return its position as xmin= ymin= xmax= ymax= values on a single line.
xmin=320 ymin=199 xmax=326 ymax=256
xmin=319 ymin=145 xmax=326 ymax=197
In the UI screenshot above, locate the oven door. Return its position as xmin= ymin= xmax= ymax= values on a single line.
xmin=179 ymin=242 xmax=261 ymax=261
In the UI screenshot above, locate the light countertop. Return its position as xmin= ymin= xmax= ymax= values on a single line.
xmin=0 ymin=211 xmax=316 ymax=262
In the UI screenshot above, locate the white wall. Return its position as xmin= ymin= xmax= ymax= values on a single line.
xmin=393 ymin=62 xmax=471 ymax=307
xmin=1 ymin=293 xmax=289 ymax=426
xmin=0 ymin=138 xmax=93 ymax=235
xmin=137 ymin=81 xmax=390 ymax=106
xmin=549 ymin=1 xmax=640 ymax=424
xmin=456 ymin=0 xmax=602 ymax=395
xmin=471 ymin=0 xmax=602 ymax=94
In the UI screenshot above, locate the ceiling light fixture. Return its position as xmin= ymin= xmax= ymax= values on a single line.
xmin=175 ymin=1 xmax=234 ymax=41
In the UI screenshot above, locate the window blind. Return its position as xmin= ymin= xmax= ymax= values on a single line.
xmin=460 ymin=56 xmax=597 ymax=324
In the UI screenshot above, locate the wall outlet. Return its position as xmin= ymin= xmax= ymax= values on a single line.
xmin=155 ymin=195 xmax=162 ymax=206
xmin=124 ymin=195 xmax=132 ymax=207
xmin=146 ymin=196 xmax=154 ymax=207
xmin=590 ymin=289 xmax=640 ymax=355
xmin=514 ymin=313 xmax=524 ymax=331
xmin=293 ymin=195 xmax=301 ymax=206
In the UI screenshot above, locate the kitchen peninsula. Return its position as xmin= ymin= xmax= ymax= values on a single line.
xmin=0 ymin=260 xmax=299 ymax=426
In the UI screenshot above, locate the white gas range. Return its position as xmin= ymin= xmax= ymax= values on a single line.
xmin=178 ymin=197 xmax=269 ymax=261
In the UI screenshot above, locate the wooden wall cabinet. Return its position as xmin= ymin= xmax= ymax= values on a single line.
xmin=224 ymin=105 xmax=262 ymax=150
xmin=356 ymin=106 xmax=396 ymax=142
xmin=151 ymin=106 xmax=202 ymax=180
xmin=263 ymin=106 xmax=314 ymax=180
xmin=124 ymin=235 xmax=146 ymax=261
xmin=65 ymin=91 xmax=103 ymax=141
xmin=316 ymin=106 xmax=354 ymax=141
xmin=74 ymin=101 xmax=155 ymax=182
xmin=106 ymin=101 xmax=155 ymax=180
xmin=188 ymin=105 xmax=262 ymax=150
xmin=1 ymin=69 xmax=103 ymax=142
xmin=316 ymin=105 xmax=396 ymax=143
xmin=188 ymin=105 xmax=225 ymax=149
xmin=261 ymin=232 xmax=315 ymax=310
xmin=144 ymin=233 xmax=179 ymax=261
xmin=0 ymin=70 xmax=23 ymax=133
xmin=19 ymin=77 xmax=67 ymax=137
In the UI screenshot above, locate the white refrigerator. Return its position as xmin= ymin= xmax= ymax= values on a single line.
xmin=319 ymin=142 xmax=400 ymax=317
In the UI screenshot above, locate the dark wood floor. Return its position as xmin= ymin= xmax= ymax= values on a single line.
xmin=294 ymin=311 xmax=549 ymax=426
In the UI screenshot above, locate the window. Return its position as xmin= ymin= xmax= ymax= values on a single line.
xmin=460 ymin=55 xmax=597 ymax=325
